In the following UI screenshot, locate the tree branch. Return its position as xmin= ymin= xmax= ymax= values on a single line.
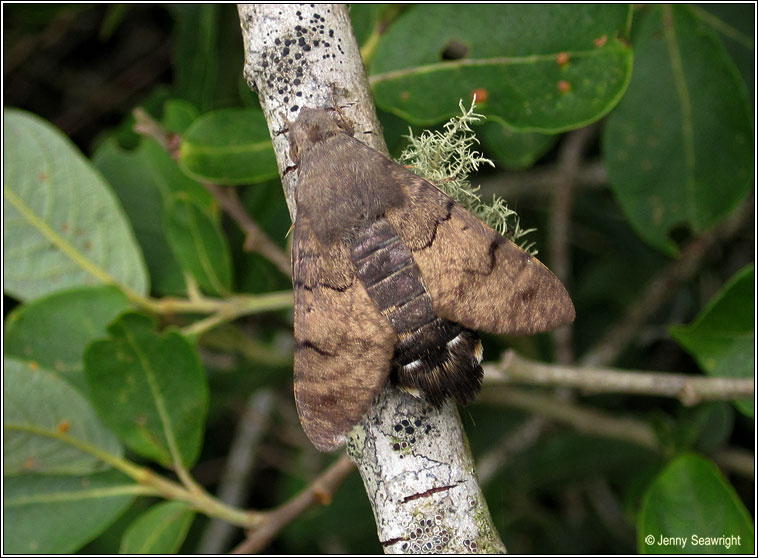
xmin=486 ymin=350 xmax=754 ymax=405
xmin=230 ymin=455 xmax=356 ymax=554
xmin=579 ymin=194 xmax=754 ymax=368
xmin=238 ymin=4 xmax=505 ymax=553
xmin=548 ymin=124 xmax=597 ymax=364
xmin=198 ymin=390 xmax=275 ymax=554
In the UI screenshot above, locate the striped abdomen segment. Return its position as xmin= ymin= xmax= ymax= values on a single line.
xmin=349 ymin=218 xmax=483 ymax=406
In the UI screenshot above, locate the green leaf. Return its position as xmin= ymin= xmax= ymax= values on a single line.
xmin=3 ymin=108 xmax=148 ymax=301
xmin=4 ymin=358 xmax=123 ymax=475
xmin=670 ymin=265 xmax=754 ymax=417
xmin=163 ymin=98 xmax=200 ymax=135
xmin=170 ymin=4 xmax=219 ymax=111
xmin=3 ymin=470 xmax=137 ymax=554
xmin=674 ymin=403 xmax=734 ymax=454
xmin=691 ymin=5 xmax=754 ymax=95
xmin=164 ymin=195 xmax=233 ymax=296
xmin=93 ymin=132 xmax=213 ymax=296
xmin=603 ymin=5 xmax=753 ymax=255
xmin=119 ymin=501 xmax=195 ymax=554
xmin=370 ymin=4 xmax=633 ymax=131
xmin=179 ymin=108 xmax=278 ymax=185
xmin=478 ymin=121 xmax=557 ymax=170
xmin=638 ymin=453 xmax=754 ymax=554
xmin=4 ymin=285 xmax=131 ymax=391
xmin=83 ymin=313 xmax=209 ymax=468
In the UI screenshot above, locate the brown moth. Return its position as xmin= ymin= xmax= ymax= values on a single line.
xmin=289 ymin=107 xmax=575 ymax=451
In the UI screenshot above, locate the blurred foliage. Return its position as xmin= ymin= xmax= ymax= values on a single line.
xmin=3 ymin=3 xmax=754 ymax=555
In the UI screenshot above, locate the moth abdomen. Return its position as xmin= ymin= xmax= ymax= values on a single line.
xmin=394 ymin=327 xmax=483 ymax=407
xmin=349 ymin=216 xmax=484 ymax=407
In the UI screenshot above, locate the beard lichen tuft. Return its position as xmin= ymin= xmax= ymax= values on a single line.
xmin=399 ymin=98 xmax=536 ymax=255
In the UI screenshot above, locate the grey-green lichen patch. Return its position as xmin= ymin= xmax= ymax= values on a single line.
xmin=346 ymin=422 xmax=366 ymax=461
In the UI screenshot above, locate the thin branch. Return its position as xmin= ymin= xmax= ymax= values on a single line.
xmin=476 ymin=415 xmax=548 ymax=485
xmin=198 ymin=390 xmax=275 ymax=554
xmin=711 ymin=448 xmax=755 ymax=479
xmin=486 ymin=351 xmax=754 ymax=406
xmin=580 ymin=195 xmax=754 ymax=367
xmin=230 ymin=455 xmax=356 ymax=554
xmin=132 ymin=108 xmax=292 ymax=278
xmin=480 ymin=159 xmax=608 ymax=200
xmin=477 ymin=371 xmax=755 ymax=481
xmin=203 ymin=183 xmax=292 ymax=277
xmin=549 ymin=124 xmax=597 ymax=364
xmin=477 ymin=384 xmax=660 ymax=450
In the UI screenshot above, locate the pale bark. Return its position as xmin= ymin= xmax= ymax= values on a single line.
xmin=238 ymin=4 xmax=505 ymax=553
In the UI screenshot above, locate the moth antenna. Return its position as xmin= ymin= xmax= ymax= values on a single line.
xmin=327 ymin=84 xmax=355 ymax=136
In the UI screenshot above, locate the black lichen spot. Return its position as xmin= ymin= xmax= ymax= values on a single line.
xmin=393 ymin=442 xmax=401 ymax=451
xmin=290 ymin=105 xmax=299 ymax=112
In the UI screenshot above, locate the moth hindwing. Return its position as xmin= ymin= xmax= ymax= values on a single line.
xmin=289 ymin=107 xmax=574 ymax=451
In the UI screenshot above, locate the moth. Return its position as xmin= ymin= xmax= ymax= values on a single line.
xmin=289 ymin=107 xmax=575 ymax=451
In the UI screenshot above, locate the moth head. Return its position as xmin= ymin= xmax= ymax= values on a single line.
xmin=289 ymin=108 xmax=349 ymax=163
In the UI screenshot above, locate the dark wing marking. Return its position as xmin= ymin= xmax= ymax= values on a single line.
xmin=384 ymin=167 xmax=575 ymax=336
xmin=292 ymin=213 xmax=397 ymax=451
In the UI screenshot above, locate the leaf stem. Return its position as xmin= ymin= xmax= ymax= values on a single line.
xmin=6 ymin=423 xmax=264 ymax=528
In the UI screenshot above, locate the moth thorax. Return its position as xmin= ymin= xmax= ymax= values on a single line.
xmin=348 ymin=217 xmax=484 ymax=407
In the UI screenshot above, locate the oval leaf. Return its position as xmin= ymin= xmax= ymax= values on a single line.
xmin=670 ymin=265 xmax=754 ymax=417
xmin=179 ymin=108 xmax=278 ymax=185
xmin=83 ymin=313 xmax=209 ymax=468
xmin=4 ymin=358 xmax=123 ymax=475
xmin=164 ymin=195 xmax=233 ymax=296
xmin=479 ymin=122 xmax=557 ymax=170
xmin=93 ymin=131 xmax=214 ymax=296
xmin=3 ymin=108 xmax=148 ymax=301
xmin=119 ymin=501 xmax=195 ymax=554
xmin=370 ymin=4 xmax=633 ymax=131
xmin=3 ymin=470 xmax=136 ymax=554
xmin=4 ymin=285 xmax=131 ymax=390
xmin=603 ymin=5 xmax=753 ymax=255
xmin=638 ymin=453 xmax=754 ymax=554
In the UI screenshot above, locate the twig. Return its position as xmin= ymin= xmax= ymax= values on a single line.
xmin=203 ymin=183 xmax=292 ymax=277
xmin=476 ymin=416 xmax=548 ymax=485
xmin=549 ymin=124 xmax=597 ymax=364
xmin=477 ymin=384 xmax=660 ymax=450
xmin=230 ymin=455 xmax=356 ymax=554
xmin=477 ymin=371 xmax=755 ymax=481
xmin=579 ymin=195 xmax=754 ymax=368
xmin=711 ymin=448 xmax=755 ymax=479
xmin=480 ymin=159 xmax=608 ymax=199
xmin=486 ymin=351 xmax=754 ymax=406
xmin=132 ymin=108 xmax=292 ymax=278
xmin=198 ymin=390 xmax=275 ymax=554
